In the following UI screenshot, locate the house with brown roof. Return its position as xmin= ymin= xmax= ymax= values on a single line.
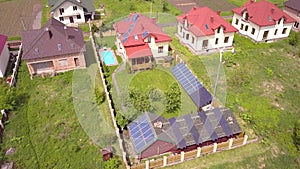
xmin=232 ymin=0 xmax=296 ymax=42
xmin=113 ymin=13 xmax=172 ymax=72
xmin=0 ymin=34 xmax=9 ymax=78
xmin=21 ymin=18 xmax=86 ymax=77
xmin=177 ymin=6 xmax=238 ymax=54
xmin=284 ymin=0 xmax=300 ymax=30
xmin=48 ymin=0 xmax=95 ymax=26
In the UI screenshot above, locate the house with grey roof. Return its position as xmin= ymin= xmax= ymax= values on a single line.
xmin=128 ymin=107 xmax=242 ymax=159
xmin=21 ymin=18 xmax=86 ymax=77
xmin=48 ymin=0 xmax=95 ymax=25
xmin=284 ymin=0 xmax=300 ymax=30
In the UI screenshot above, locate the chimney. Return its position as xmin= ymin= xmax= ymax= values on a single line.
xmin=271 ymin=7 xmax=275 ymax=14
xmin=274 ymin=4 xmax=278 ymax=7
xmin=217 ymin=10 xmax=221 ymax=16
xmin=250 ymin=0 xmax=254 ymax=4
xmin=154 ymin=121 xmax=163 ymax=129
xmin=64 ymin=26 xmax=69 ymax=39
xmin=193 ymin=6 xmax=197 ymax=10
xmin=210 ymin=16 xmax=214 ymax=23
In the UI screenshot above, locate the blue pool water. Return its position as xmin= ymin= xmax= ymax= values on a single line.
xmin=101 ymin=50 xmax=117 ymax=65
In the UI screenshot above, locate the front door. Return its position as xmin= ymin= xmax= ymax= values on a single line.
xmin=263 ymin=31 xmax=269 ymax=40
xmin=74 ymin=58 xmax=79 ymax=67
xmin=202 ymin=40 xmax=208 ymax=49
xmin=69 ymin=17 xmax=74 ymax=23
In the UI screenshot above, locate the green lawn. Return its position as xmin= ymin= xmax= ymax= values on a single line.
xmin=0 ymin=40 xmax=125 ymax=168
xmin=228 ymin=0 xmax=287 ymax=8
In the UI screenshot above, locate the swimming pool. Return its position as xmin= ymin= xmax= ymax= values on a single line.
xmin=100 ymin=50 xmax=118 ymax=66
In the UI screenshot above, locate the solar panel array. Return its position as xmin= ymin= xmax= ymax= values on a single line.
xmin=121 ymin=14 xmax=139 ymax=43
xmin=128 ymin=114 xmax=156 ymax=153
xmin=172 ymin=63 xmax=212 ymax=108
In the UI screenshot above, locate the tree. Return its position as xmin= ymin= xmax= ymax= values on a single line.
xmin=165 ymin=83 xmax=181 ymax=113
xmin=105 ymin=158 xmax=120 ymax=169
xmin=116 ymin=112 xmax=128 ymax=130
xmin=293 ymin=119 xmax=300 ymax=150
xmin=162 ymin=0 xmax=168 ymax=12
xmin=0 ymin=83 xmax=19 ymax=110
xmin=288 ymin=31 xmax=299 ymax=46
xmin=95 ymin=87 xmax=106 ymax=105
xmin=128 ymin=87 xmax=151 ymax=112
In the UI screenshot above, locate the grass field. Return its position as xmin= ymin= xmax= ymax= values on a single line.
xmin=228 ymin=0 xmax=287 ymax=8
xmin=0 ymin=40 xmax=125 ymax=168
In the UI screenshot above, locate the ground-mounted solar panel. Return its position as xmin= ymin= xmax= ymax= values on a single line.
xmin=183 ymin=114 xmax=201 ymax=144
xmin=214 ymin=108 xmax=233 ymax=136
xmin=198 ymin=111 xmax=218 ymax=141
xmin=169 ymin=118 xmax=187 ymax=149
xmin=172 ymin=63 xmax=212 ymax=108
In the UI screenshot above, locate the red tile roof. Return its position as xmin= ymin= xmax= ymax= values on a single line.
xmin=113 ymin=13 xmax=171 ymax=47
xmin=0 ymin=34 xmax=7 ymax=55
xmin=232 ymin=0 xmax=296 ymax=27
xmin=176 ymin=6 xmax=238 ymax=37
xmin=284 ymin=0 xmax=300 ymax=11
xmin=125 ymin=43 xmax=152 ymax=59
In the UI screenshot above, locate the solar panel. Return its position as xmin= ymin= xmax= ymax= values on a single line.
xmin=133 ymin=13 xmax=139 ymax=21
xmin=205 ymin=24 xmax=209 ymax=30
xmin=128 ymin=113 xmax=156 ymax=153
xmin=183 ymin=114 xmax=201 ymax=144
xmin=169 ymin=118 xmax=187 ymax=149
xmin=172 ymin=63 xmax=212 ymax=108
xmin=214 ymin=108 xmax=233 ymax=136
xmin=142 ymin=31 xmax=149 ymax=39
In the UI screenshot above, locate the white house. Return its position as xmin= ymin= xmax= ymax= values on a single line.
xmin=176 ymin=6 xmax=238 ymax=54
xmin=48 ymin=0 xmax=95 ymax=25
xmin=0 ymin=34 xmax=9 ymax=78
xmin=232 ymin=0 xmax=296 ymax=42
xmin=113 ymin=13 xmax=172 ymax=71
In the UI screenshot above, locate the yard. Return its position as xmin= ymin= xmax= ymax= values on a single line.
xmin=0 ymin=40 xmax=125 ymax=168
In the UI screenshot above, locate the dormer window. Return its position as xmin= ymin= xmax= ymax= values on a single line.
xmin=73 ymin=6 xmax=77 ymax=11
xmin=244 ymin=12 xmax=249 ymax=21
xmin=217 ymin=27 xmax=221 ymax=33
xmin=278 ymin=18 xmax=284 ymax=24
xmin=147 ymin=36 xmax=151 ymax=43
xmin=134 ymin=34 xmax=138 ymax=40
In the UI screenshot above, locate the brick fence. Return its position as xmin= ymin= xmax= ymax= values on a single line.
xmin=131 ymin=135 xmax=254 ymax=169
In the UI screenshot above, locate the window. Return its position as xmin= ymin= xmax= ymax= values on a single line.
xmin=294 ymin=22 xmax=299 ymax=28
xmin=240 ymin=24 xmax=244 ymax=30
xmin=73 ymin=6 xmax=77 ymax=11
xmin=148 ymin=36 xmax=151 ymax=43
xmin=251 ymin=28 xmax=255 ymax=35
xmin=245 ymin=25 xmax=248 ymax=31
xmin=57 ymin=44 xmax=62 ymax=51
xmin=59 ymin=59 xmax=68 ymax=67
xmin=235 ymin=19 xmax=239 ymax=25
xmin=59 ymin=8 xmax=64 ymax=15
xmin=59 ymin=17 xmax=64 ymax=21
xmin=77 ymin=15 xmax=81 ymax=19
xmin=186 ymin=34 xmax=189 ymax=40
xmin=282 ymin=28 xmax=287 ymax=34
xmin=274 ymin=29 xmax=278 ymax=35
xmin=202 ymin=40 xmax=208 ymax=49
xmin=215 ymin=38 xmax=219 ymax=45
xmin=183 ymin=32 xmax=185 ymax=38
xmin=224 ymin=37 xmax=229 ymax=43
xmin=244 ymin=12 xmax=249 ymax=21
xmin=217 ymin=27 xmax=221 ymax=33
xmin=180 ymin=26 xmax=182 ymax=32
xmin=192 ymin=37 xmax=195 ymax=44
xmin=158 ymin=46 xmax=163 ymax=53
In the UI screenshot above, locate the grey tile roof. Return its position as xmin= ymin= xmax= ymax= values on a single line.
xmin=48 ymin=0 xmax=95 ymax=12
xmin=284 ymin=0 xmax=300 ymax=11
xmin=21 ymin=18 xmax=85 ymax=60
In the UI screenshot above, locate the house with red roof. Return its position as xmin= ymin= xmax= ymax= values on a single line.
xmin=21 ymin=18 xmax=86 ymax=77
xmin=232 ymin=0 xmax=296 ymax=42
xmin=113 ymin=13 xmax=172 ymax=71
xmin=176 ymin=6 xmax=238 ymax=54
xmin=0 ymin=34 xmax=9 ymax=78
xmin=284 ymin=0 xmax=300 ymax=31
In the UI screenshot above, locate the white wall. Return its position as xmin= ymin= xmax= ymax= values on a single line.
xmin=232 ymin=13 xmax=294 ymax=42
xmin=147 ymin=35 xmax=169 ymax=58
xmin=53 ymin=1 xmax=85 ymax=25
xmin=0 ymin=46 xmax=10 ymax=78
xmin=177 ymin=22 xmax=235 ymax=52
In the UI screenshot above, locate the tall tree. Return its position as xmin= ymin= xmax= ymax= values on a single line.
xmin=165 ymin=82 xmax=181 ymax=113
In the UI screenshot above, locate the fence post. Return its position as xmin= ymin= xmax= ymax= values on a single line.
xmin=196 ymin=147 xmax=201 ymax=157
xmin=163 ymin=156 xmax=167 ymax=166
xmin=213 ymin=143 xmax=217 ymax=153
xmin=145 ymin=160 xmax=149 ymax=169
xmin=229 ymin=138 xmax=233 ymax=149
xmin=243 ymin=135 xmax=248 ymax=145
xmin=180 ymin=151 xmax=185 ymax=162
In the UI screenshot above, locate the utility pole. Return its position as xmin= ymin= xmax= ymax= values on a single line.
xmin=212 ymin=48 xmax=223 ymax=105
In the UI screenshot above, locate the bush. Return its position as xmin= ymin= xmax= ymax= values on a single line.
xmin=95 ymin=87 xmax=106 ymax=105
xmin=288 ymin=31 xmax=299 ymax=46
xmin=165 ymin=82 xmax=181 ymax=113
xmin=104 ymin=158 xmax=120 ymax=169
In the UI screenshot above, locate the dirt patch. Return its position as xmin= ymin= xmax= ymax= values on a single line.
xmin=262 ymin=81 xmax=284 ymax=93
xmin=168 ymin=0 xmax=237 ymax=13
xmin=262 ymin=81 xmax=285 ymax=110
xmin=0 ymin=0 xmax=42 ymax=36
